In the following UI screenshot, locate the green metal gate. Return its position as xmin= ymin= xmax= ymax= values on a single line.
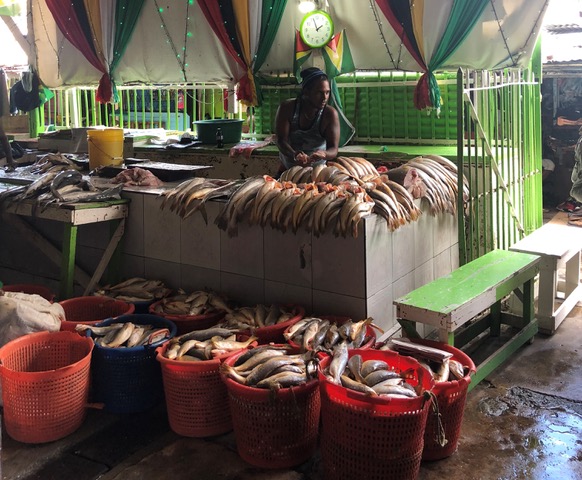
xmin=457 ymin=68 xmax=543 ymax=264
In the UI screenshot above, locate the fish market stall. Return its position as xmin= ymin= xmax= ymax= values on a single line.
xmin=0 ymin=154 xmax=459 ymax=333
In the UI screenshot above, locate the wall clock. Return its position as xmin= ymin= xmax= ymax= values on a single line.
xmin=299 ymin=10 xmax=334 ymax=49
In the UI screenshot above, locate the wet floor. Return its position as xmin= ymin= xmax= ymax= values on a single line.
xmin=1 ymin=312 xmax=581 ymax=480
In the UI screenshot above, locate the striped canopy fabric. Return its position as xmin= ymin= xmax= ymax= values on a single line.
xmin=32 ymin=0 xmax=549 ymax=104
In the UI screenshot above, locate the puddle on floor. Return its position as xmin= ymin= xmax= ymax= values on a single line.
xmin=421 ymin=386 xmax=582 ymax=480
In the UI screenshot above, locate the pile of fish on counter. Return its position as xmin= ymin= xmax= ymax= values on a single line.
xmin=160 ymin=155 xmax=468 ymax=238
xmin=0 ymin=153 xmax=123 ymax=208
xmin=0 ymin=153 xmax=163 ymax=210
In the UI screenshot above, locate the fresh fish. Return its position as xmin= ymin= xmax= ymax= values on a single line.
xmin=255 ymin=370 xmax=307 ymax=390
xmin=210 ymin=335 xmax=257 ymax=351
xmin=233 ymin=349 xmax=288 ymax=373
xmin=434 ymin=359 xmax=450 ymax=383
xmin=75 ymin=323 xmax=124 ymax=335
xmin=50 ymin=169 xmax=84 ymax=200
xmin=363 ymin=369 xmax=400 ymax=387
xmin=347 ymin=354 xmax=365 ymax=384
xmin=372 ymin=383 xmax=418 ymax=397
xmin=448 ymin=359 xmax=466 ymax=380
xmin=328 ymin=341 xmax=349 ymax=384
xmin=245 ymin=356 xmax=305 ymax=386
xmin=301 ymin=320 xmax=321 ymax=351
xmin=104 ymin=322 xmax=135 ymax=348
xmin=360 ymin=359 xmax=389 ymax=378
xmin=341 ymin=375 xmax=377 ymax=396
xmin=178 ymin=327 xmax=236 ymax=343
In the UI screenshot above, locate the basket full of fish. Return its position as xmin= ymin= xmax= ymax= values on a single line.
xmin=378 ymin=337 xmax=476 ymax=461
xmin=94 ymin=277 xmax=173 ymax=314
xmin=220 ymin=303 xmax=305 ymax=344
xmin=82 ymin=314 xmax=177 ymax=414
xmin=219 ymin=345 xmax=320 ymax=469
xmin=283 ymin=315 xmax=378 ymax=353
xmin=149 ymin=289 xmax=232 ymax=335
xmin=156 ymin=326 xmax=258 ymax=438
xmin=318 ymin=348 xmax=435 ymax=480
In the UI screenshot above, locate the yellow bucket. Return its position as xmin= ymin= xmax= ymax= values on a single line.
xmin=87 ymin=128 xmax=124 ymax=170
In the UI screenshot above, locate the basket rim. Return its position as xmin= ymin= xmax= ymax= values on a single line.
xmin=0 ymin=331 xmax=94 ymax=375
xmin=318 ymin=348 xmax=435 ymax=406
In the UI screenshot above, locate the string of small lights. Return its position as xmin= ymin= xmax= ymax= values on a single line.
xmin=490 ymin=0 xmax=516 ymax=66
xmin=368 ymin=0 xmax=400 ymax=70
xmin=36 ymin=2 xmax=67 ymax=76
xmin=153 ymin=0 xmax=193 ymax=82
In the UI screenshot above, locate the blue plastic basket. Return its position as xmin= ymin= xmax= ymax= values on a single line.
xmin=87 ymin=314 xmax=177 ymax=414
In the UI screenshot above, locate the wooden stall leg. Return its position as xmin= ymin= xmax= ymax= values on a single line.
xmin=60 ymin=224 xmax=78 ymax=300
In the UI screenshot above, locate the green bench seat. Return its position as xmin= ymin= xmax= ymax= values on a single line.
xmin=394 ymin=249 xmax=540 ymax=389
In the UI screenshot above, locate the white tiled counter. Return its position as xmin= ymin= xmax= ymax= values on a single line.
xmin=119 ymin=190 xmax=459 ymax=334
xmin=0 ymin=188 xmax=458 ymax=334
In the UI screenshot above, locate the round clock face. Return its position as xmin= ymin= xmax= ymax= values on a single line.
xmin=299 ymin=10 xmax=334 ymax=48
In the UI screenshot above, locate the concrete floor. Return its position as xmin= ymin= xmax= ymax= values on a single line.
xmin=1 ymin=307 xmax=580 ymax=480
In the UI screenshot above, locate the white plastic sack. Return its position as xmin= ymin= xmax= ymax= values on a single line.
xmin=0 ymin=292 xmax=64 ymax=348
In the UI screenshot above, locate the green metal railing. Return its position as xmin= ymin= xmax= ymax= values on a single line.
xmin=41 ymin=83 xmax=242 ymax=133
xmin=458 ymin=68 xmax=542 ymax=264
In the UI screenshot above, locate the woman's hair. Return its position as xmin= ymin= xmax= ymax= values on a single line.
xmin=301 ymin=67 xmax=328 ymax=91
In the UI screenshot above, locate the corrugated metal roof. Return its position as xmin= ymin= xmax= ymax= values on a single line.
xmin=543 ymin=25 xmax=582 ymax=65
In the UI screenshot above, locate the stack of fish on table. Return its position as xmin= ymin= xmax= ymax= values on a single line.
xmin=0 ymin=152 xmax=123 ymax=210
xmin=158 ymin=155 xmax=468 ymax=238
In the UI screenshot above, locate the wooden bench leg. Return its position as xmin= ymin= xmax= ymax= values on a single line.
xmin=60 ymin=224 xmax=78 ymax=300
xmin=490 ymin=300 xmax=501 ymax=337
xmin=398 ymin=319 xmax=421 ymax=339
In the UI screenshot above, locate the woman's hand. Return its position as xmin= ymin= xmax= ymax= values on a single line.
xmin=309 ymin=150 xmax=327 ymax=162
xmin=295 ymin=151 xmax=310 ymax=165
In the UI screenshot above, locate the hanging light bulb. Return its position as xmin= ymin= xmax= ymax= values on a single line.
xmin=298 ymin=1 xmax=316 ymax=14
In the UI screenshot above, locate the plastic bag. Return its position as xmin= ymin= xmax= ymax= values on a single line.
xmin=0 ymin=292 xmax=64 ymax=348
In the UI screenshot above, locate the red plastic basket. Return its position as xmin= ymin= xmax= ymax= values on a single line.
xmin=156 ymin=335 xmax=257 ymax=437
xmin=220 ymin=348 xmax=321 ymax=469
xmin=409 ymin=339 xmax=476 ymax=461
xmin=244 ymin=304 xmax=306 ymax=345
xmin=149 ymin=300 xmax=226 ymax=335
xmin=2 ymin=283 xmax=56 ymax=302
xmin=318 ymin=349 xmax=434 ymax=480
xmin=0 ymin=331 xmax=94 ymax=443
xmin=59 ymin=296 xmax=135 ymax=331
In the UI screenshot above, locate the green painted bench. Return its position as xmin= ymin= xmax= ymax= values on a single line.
xmin=394 ymin=249 xmax=541 ymax=389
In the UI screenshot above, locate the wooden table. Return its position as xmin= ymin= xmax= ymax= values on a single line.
xmin=509 ymin=222 xmax=582 ymax=334
xmin=2 ymin=198 xmax=129 ymax=299
xmin=394 ymin=249 xmax=541 ymax=389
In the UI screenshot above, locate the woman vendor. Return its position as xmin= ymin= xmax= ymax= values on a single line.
xmin=275 ymin=67 xmax=340 ymax=172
